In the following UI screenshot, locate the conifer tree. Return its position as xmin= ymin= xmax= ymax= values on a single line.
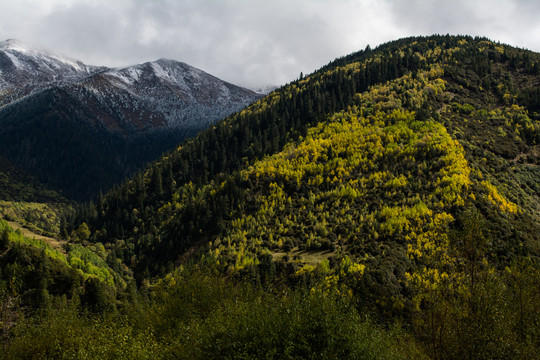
xmin=0 ymin=228 xmax=9 ymax=250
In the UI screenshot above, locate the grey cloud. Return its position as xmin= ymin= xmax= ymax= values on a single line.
xmin=1 ymin=0 xmax=539 ymax=88
xmin=386 ymin=0 xmax=540 ymax=50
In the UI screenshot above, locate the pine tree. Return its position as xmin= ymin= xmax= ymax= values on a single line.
xmin=0 ymin=227 xmax=9 ymax=250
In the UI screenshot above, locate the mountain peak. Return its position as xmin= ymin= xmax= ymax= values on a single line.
xmin=0 ymin=38 xmax=21 ymax=46
xmin=0 ymin=39 xmax=35 ymax=53
xmin=154 ymin=58 xmax=184 ymax=66
xmin=0 ymin=39 xmax=102 ymax=95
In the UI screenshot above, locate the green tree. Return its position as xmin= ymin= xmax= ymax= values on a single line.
xmin=76 ymin=222 xmax=91 ymax=242
xmin=0 ymin=227 xmax=9 ymax=249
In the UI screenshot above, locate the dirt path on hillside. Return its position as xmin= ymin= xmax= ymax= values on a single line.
xmin=511 ymin=145 xmax=539 ymax=164
xmin=5 ymin=220 xmax=66 ymax=255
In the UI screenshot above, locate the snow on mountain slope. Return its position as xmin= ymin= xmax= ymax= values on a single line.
xmin=53 ymin=58 xmax=262 ymax=132
xmin=0 ymin=39 xmax=103 ymax=106
xmin=0 ymin=39 xmax=261 ymax=132
xmin=0 ymin=39 xmax=97 ymax=76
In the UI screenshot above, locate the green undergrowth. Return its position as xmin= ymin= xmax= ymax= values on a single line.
xmin=0 ymin=200 xmax=72 ymax=237
xmin=1 ymin=270 xmax=427 ymax=360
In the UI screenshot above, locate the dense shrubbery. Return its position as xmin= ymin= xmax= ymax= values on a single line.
xmin=0 ymin=220 xmax=121 ymax=317
xmin=1 ymin=270 xmax=427 ymax=360
xmin=2 ymin=262 xmax=538 ymax=359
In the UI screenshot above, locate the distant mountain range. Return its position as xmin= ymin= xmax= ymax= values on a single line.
xmin=0 ymin=39 xmax=261 ymax=200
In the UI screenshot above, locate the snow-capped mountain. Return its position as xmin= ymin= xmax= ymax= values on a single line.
xmin=0 ymin=39 xmax=99 ymax=81
xmin=0 ymin=40 xmax=261 ymax=132
xmin=0 ymin=39 xmax=102 ymax=106
xmin=68 ymin=58 xmax=261 ymax=131
xmin=0 ymin=40 xmax=262 ymax=199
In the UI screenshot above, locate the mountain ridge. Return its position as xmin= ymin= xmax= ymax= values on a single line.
xmin=0 ymin=39 xmax=260 ymax=129
xmin=0 ymin=39 xmax=261 ymax=200
xmin=76 ymin=34 xmax=539 ymax=285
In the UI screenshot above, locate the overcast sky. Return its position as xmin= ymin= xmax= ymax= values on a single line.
xmin=1 ymin=0 xmax=539 ymax=89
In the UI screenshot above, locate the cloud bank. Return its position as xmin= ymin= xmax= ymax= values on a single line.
xmin=1 ymin=0 xmax=539 ymax=88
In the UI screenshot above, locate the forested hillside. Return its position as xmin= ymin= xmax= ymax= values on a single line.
xmin=2 ymin=35 xmax=539 ymax=359
xmin=79 ymin=35 xmax=538 ymax=277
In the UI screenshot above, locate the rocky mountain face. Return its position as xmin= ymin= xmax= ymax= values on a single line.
xmin=0 ymin=40 xmax=261 ymax=200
